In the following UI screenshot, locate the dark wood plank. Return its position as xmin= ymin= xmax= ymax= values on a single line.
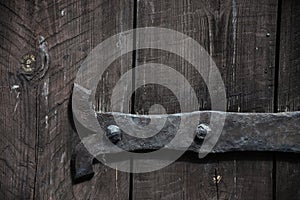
xmin=277 ymin=1 xmax=300 ymax=199
xmin=232 ymin=153 xmax=273 ymax=200
xmin=0 ymin=1 xmax=39 ymax=199
xmin=0 ymin=0 xmax=136 ymax=199
xmin=133 ymin=152 xmax=274 ymax=200
xmin=276 ymin=153 xmax=300 ymax=200
xmin=133 ymin=0 xmax=278 ymax=199
xmin=134 ymin=0 xmax=277 ymax=114
xmin=17 ymin=0 xmax=132 ymax=199
xmin=133 ymin=154 xmax=219 ymax=200
xmin=278 ymin=0 xmax=300 ymax=112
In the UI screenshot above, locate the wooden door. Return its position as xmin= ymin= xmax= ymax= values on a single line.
xmin=0 ymin=0 xmax=299 ymax=199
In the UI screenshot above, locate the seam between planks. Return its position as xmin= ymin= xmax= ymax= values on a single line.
xmin=129 ymin=0 xmax=138 ymax=199
xmin=273 ymin=0 xmax=283 ymax=200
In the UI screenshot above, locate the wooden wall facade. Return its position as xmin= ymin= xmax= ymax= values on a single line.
xmin=0 ymin=0 xmax=299 ymax=199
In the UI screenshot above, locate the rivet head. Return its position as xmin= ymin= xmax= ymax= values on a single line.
xmin=266 ymin=33 xmax=270 ymax=37
xmin=106 ymin=125 xmax=122 ymax=144
xmin=195 ymin=124 xmax=211 ymax=140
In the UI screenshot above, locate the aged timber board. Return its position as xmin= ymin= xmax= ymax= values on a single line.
xmin=277 ymin=0 xmax=300 ymax=199
xmin=0 ymin=0 xmax=133 ymax=199
xmin=131 ymin=0 xmax=278 ymax=199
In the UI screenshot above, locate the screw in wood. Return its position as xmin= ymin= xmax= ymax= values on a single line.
xmin=20 ymin=53 xmax=36 ymax=72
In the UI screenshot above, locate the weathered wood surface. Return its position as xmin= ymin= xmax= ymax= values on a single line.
xmin=278 ymin=0 xmax=300 ymax=112
xmin=33 ymin=0 xmax=132 ymax=199
xmin=276 ymin=0 xmax=300 ymax=199
xmin=0 ymin=1 xmax=39 ymax=199
xmin=133 ymin=152 xmax=274 ymax=200
xmin=276 ymin=153 xmax=300 ymax=200
xmin=1 ymin=0 xmax=300 ymax=199
xmin=1 ymin=0 xmax=131 ymax=199
xmin=134 ymin=0 xmax=277 ymax=114
xmin=132 ymin=0 xmax=278 ymax=199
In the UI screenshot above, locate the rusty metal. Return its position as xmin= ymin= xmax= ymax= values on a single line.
xmin=106 ymin=125 xmax=122 ymax=144
xmin=71 ymin=111 xmax=300 ymax=183
xmin=71 ymin=142 xmax=95 ymax=184
xmin=195 ymin=123 xmax=210 ymax=140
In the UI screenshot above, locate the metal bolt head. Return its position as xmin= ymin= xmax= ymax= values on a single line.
xmin=20 ymin=53 xmax=36 ymax=73
xmin=195 ymin=124 xmax=211 ymax=140
xmin=107 ymin=125 xmax=122 ymax=144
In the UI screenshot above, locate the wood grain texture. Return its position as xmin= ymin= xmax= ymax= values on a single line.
xmin=0 ymin=1 xmax=39 ymax=199
xmin=276 ymin=153 xmax=300 ymax=200
xmin=0 ymin=0 xmax=132 ymax=199
xmin=133 ymin=153 xmax=220 ymax=200
xmin=32 ymin=0 xmax=132 ymax=199
xmin=276 ymin=1 xmax=300 ymax=199
xmin=134 ymin=0 xmax=277 ymax=114
xmin=1 ymin=0 xmax=299 ymax=200
xmin=133 ymin=152 xmax=273 ymax=200
xmin=278 ymin=0 xmax=300 ymax=112
xmin=230 ymin=153 xmax=273 ymax=200
xmin=132 ymin=0 xmax=278 ymax=199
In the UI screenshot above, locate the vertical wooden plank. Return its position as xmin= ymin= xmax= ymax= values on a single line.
xmin=276 ymin=154 xmax=300 ymax=200
xmin=277 ymin=0 xmax=300 ymax=112
xmin=277 ymin=0 xmax=300 ymax=199
xmin=231 ymin=153 xmax=273 ymax=200
xmin=0 ymin=0 xmax=134 ymax=199
xmin=133 ymin=153 xmax=219 ymax=200
xmin=30 ymin=0 xmax=132 ymax=199
xmin=0 ymin=1 xmax=39 ymax=199
xmin=134 ymin=0 xmax=277 ymax=114
xmin=133 ymin=0 xmax=277 ymax=199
